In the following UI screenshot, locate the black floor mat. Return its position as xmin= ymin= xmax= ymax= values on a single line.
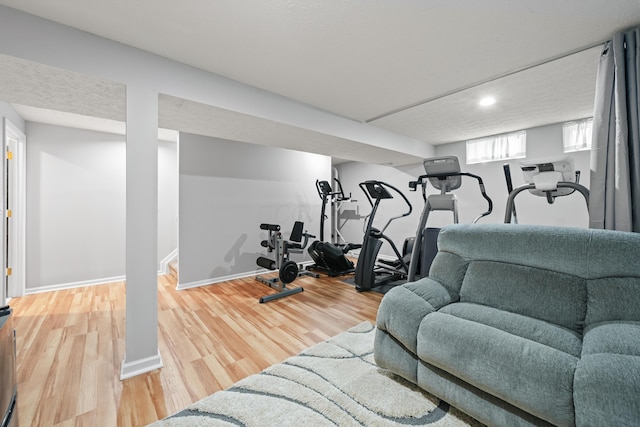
xmin=340 ymin=276 xmax=405 ymax=295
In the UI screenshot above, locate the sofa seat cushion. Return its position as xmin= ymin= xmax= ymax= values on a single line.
xmin=574 ymin=321 xmax=640 ymax=425
xmin=417 ymin=311 xmax=578 ymax=426
xmin=574 ymin=353 xmax=640 ymax=426
xmin=439 ymin=303 xmax=583 ymax=357
xmin=582 ymin=321 xmax=640 ymax=356
xmin=376 ymin=278 xmax=454 ymax=355
xmin=373 ymin=328 xmax=422 ymax=384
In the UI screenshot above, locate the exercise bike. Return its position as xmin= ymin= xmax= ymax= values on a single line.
xmin=255 ymin=221 xmax=318 ymax=303
xmin=307 ymin=179 xmax=360 ymax=277
xmin=407 ymin=156 xmax=493 ymax=282
xmin=354 ymin=180 xmax=413 ymax=293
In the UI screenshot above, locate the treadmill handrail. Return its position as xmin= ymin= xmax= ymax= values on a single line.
xmin=504 ymin=182 xmax=590 ymax=223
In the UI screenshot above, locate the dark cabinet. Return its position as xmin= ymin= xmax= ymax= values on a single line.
xmin=0 ymin=305 xmax=17 ymax=427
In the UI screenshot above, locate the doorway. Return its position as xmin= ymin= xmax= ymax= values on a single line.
xmin=3 ymin=118 xmax=26 ymax=300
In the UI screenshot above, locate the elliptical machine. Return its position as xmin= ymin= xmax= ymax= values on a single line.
xmin=307 ymin=179 xmax=359 ymax=277
xmin=354 ymin=180 xmax=413 ymax=293
xmin=255 ymin=221 xmax=318 ymax=303
xmin=407 ymin=156 xmax=493 ymax=282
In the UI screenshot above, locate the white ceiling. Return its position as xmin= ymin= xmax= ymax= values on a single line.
xmin=1 ymin=1 xmax=639 ymax=163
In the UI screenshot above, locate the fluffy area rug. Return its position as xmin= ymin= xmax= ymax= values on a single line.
xmin=150 ymin=322 xmax=483 ymax=426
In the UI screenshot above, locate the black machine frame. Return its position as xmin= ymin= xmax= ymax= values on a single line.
xmin=354 ymin=180 xmax=413 ymax=292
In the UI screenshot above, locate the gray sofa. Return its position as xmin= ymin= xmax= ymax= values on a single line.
xmin=374 ymin=223 xmax=640 ymax=427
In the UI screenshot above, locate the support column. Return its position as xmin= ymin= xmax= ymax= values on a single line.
xmin=120 ymin=86 xmax=162 ymax=379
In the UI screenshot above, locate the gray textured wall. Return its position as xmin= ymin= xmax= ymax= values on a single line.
xmin=178 ymin=132 xmax=331 ymax=287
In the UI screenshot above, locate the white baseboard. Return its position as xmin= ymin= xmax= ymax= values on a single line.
xmin=25 ymin=267 xmax=180 ymax=295
xmin=159 ymin=249 xmax=178 ymax=275
xmin=176 ymin=261 xmax=315 ymax=290
xmin=24 ymin=260 xmax=316 ymax=294
xmin=120 ymin=351 xmax=163 ymax=380
xmin=25 ymin=275 xmax=127 ymax=295
xmin=177 ymin=269 xmax=265 ymax=290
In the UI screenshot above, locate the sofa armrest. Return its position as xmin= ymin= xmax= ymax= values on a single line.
xmin=376 ymin=277 xmax=454 ymax=354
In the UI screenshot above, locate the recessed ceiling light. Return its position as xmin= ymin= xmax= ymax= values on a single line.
xmin=479 ymin=97 xmax=496 ymax=107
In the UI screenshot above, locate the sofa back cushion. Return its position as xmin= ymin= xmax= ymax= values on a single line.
xmin=460 ymin=261 xmax=587 ymax=333
xmin=433 ymin=224 xmax=640 ymax=332
xmin=586 ymin=277 xmax=640 ymax=325
xmin=436 ymin=224 xmax=592 ymax=278
xmin=584 ymin=230 xmax=640 ymax=326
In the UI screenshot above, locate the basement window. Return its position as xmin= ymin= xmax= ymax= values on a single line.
xmin=563 ymin=118 xmax=593 ymax=152
xmin=466 ymin=130 xmax=527 ymax=164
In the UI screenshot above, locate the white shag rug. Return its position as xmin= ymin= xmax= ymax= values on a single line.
xmin=150 ymin=322 xmax=482 ymax=426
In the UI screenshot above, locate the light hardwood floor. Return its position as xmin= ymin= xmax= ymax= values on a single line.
xmin=10 ymin=271 xmax=382 ymax=426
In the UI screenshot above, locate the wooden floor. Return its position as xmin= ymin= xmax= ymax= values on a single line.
xmin=9 ymin=271 xmax=383 ymax=427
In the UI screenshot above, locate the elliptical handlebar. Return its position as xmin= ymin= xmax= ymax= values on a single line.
xmin=503 ymin=164 xmax=518 ymax=223
xmin=471 ymin=174 xmax=493 ymax=223
xmin=333 ymin=178 xmax=350 ymax=201
xmin=316 ymin=178 xmax=351 ymax=201
xmin=359 ymin=180 xmax=413 ymax=234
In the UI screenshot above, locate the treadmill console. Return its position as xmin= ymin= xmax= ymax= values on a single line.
xmin=423 ymin=156 xmax=462 ymax=192
xmin=520 ymin=156 xmax=578 ymax=197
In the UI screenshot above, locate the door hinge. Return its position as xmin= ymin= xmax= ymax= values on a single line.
xmin=6 ymin=267 xmax=12 ymax=276
xmin=6 ymin=151 xmax=13 ymax=160
xmin=6 ymin=210 xmax=11 ymax=218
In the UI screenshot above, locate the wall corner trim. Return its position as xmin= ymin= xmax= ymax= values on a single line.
xmin=159 ymin=248 xmax=178 ymax=275
xmin=120 ymin=351 xmax=163 ymax=380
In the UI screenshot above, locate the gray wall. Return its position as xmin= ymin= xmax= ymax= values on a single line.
xmin=335 ymin=121 xmax=591 ymax=257
xmin=0 ymin=102 xmax=25 ymax=132
xmin=22 ymin=118 xmax=589 ymax=290
xmin=178 ymin=132 xmax=330 ymax=288
xmin=25 ymin=122 xmax=177 ymax=291
xmin=158 ymin=139 xmax=178 ymax=260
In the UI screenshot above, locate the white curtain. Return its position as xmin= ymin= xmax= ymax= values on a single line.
xmin=589 ymin=27 xmax=640 ymax=232
xmin=466 ymin=130 xmax=526 ymax=164
xmin=563 ymin=118 xmax=593 ymax=152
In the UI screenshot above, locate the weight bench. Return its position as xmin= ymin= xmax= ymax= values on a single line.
xmin=255 ymin=221 xmax=318 ymax=303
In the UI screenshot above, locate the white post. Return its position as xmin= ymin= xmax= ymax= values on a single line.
xmin=120 ymin=86 xmax=162 ymax=379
